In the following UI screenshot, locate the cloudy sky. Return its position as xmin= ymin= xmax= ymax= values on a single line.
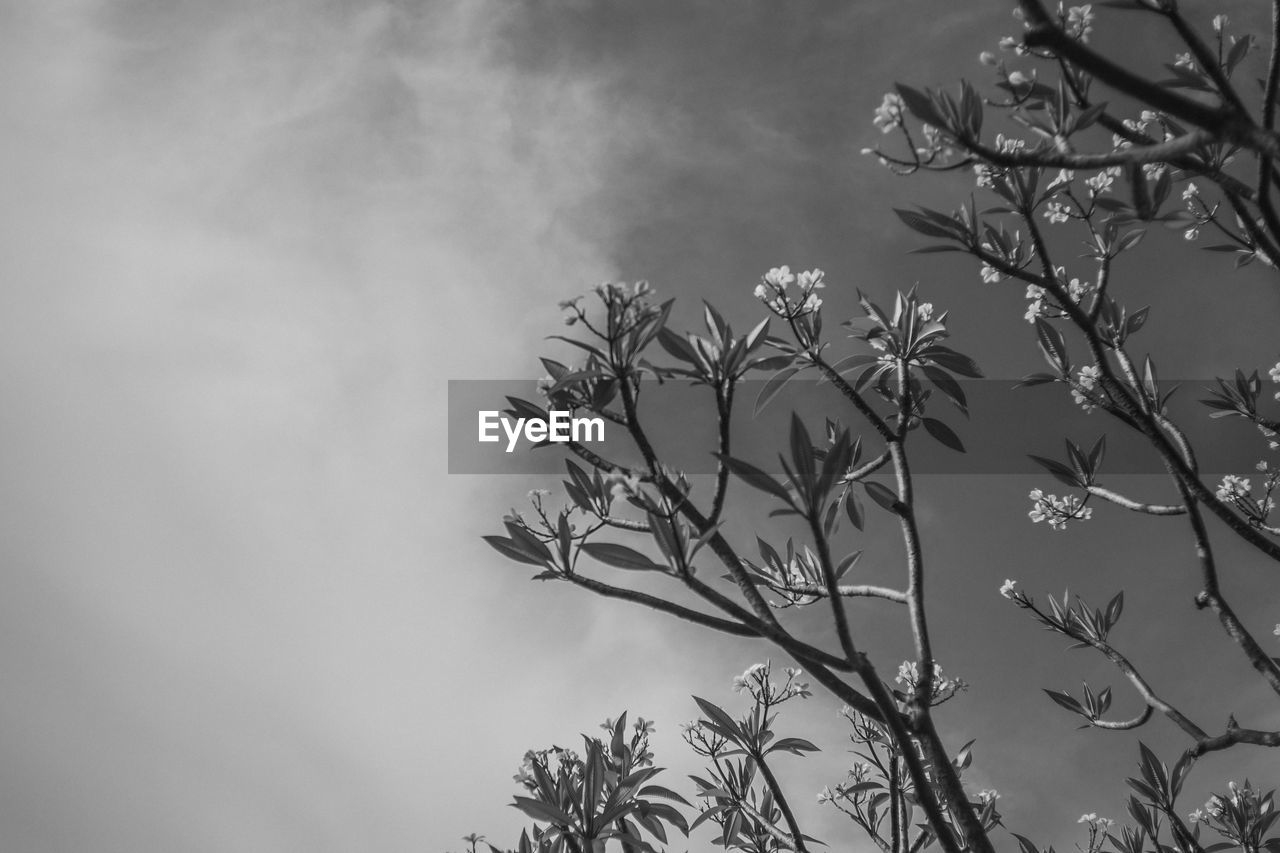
xmin=3 ymin=1 xmax=1279 ymax=851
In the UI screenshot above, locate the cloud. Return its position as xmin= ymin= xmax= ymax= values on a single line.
xmin=0 ymin=1 xmax=665 ymax=849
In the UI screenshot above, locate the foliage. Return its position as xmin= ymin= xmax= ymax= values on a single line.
xmin=473 ymin=3 xmax=1280 ymax=852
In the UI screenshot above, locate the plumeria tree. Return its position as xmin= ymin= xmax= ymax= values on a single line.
xmin=473 ymin=3 xmax=1280 ymax=852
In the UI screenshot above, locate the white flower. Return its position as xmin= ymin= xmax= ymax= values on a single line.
xmin=1182 ymin=182 xmax=1200 ymax=202
xmin=1142 ymin=162 xmax=1167 ymax=181
xmin=917 ymin=302 xmax=934 ymax=321
xmin=896 ymin=660 xmax=918 ymax=686
xmin=1044 ymin=202 xmax=1070 ymax=224
xmin=817 ymin=786 xmax=835 ymax=804
xmin=977 ymin=789 xmax=1000 ymax=804
xmin=1212 ymin=14 xmax=1227 ymax=34
xmin=765 ymin=266 xmax=795 ymax=289
xmin=979 ymin=51 xmax=998 ymax=66
xmin=1269 ymin=361 xmax=1280 ymax=383
xmin=1029 ymin=490 xmax=1092 ymax=530
xmin=1000 ymin=579 xmax=1018 ymax=599
xmin=1067 ymin=277 xmax=1092 ymax=303
xmin=1007 ymin=70 xmax=1030 ymax=86
xmin=1174 ymin=52 xmax=1195 ymax=70
xmin=1078 ymin=364 xmax=1100 ymax=389
xmin=1216 ymin=474 xmax=1251 ymax=501
xmin=1067 ymin=5 xmax=1094 ymax=41
xmin=1047 ymin=169 xmax=1075 ymax=191
xmin=527 ymin=489 xmax=551 ymax=500
xmin=981 ymin=263 xmax=1003 ymax=284
xmin=1184 ymin=227 xmax=1199 ymax=241
xmin=873 ymin=93 xmax=905 ymax=134
xmin=1085 ymin=171 xmax=1113 ymax=195
xmin=797 ymin=268 xmax=826 ymax=291
xmin=1078 ymin=813 xmax=1098 ymax=824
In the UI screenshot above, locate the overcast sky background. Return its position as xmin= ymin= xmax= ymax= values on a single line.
xmin=3 ymin=1 xmax=1280 ymax=851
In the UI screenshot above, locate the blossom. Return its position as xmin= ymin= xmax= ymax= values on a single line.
xmin=977 ymin=789 xmax=1000 ymax=804
xmin=917 ymin=302 xmax=934 ymax=321
xmin=981 ymin=263 xmax=1003 ymax=284
xmin=732 ymin=661 xmax=769 ymax=693
xmin=1067 ymin=277 xmax=1092 ymax=303
xmin=765 ymin=266 xmax=795 ymax=289
xmin=527 ymin=489 xmax=551 ymax=501
xmin=1067 ymin=5 xmax=1094 ymax=41
xmin=817 ymin=786 xmax=835 ymax=804
xmin=603 ymin=470 xmax=641 ymax=499
xmin=1024 ymin=284 xmax=1046 ymax=323
xmin=1078 ymin=814 xmax=1097 ymax=824
xmin=1029 ymin=489 xmax=1092 ymax=530
xmin=1047 ymin=169 xmax=1075 ymax=191
xmin=1174 ymin=52 xmax=1195 ymax=70
xmin=896 ymin=660 xmax=918 ymax=685
xmin=1212 ymin=14 xmax=1227 ymax=34
xmin=1084 ymin=171 xmax=1113 ymax=194
xmin=873 ymin=93 xmax=905 ymax=134
xmin=1216 ymin=474 xmax=1251 ymax=501
xmin=1073 ymin=364 xmax=1101 ymax=412
xmin=1044 ymin=202 xmax=1070 ymax=224
xmin=1269 ymin=361 xmax=1280 ymax=383
xmin=1142 ymin=162 xmax=1167 ymax=181
xmin=1182 ymin=182 xmax=1200 ymax=203
xmin=979 ymin=51 xmax=998 ymax=65
xmin=999 ymin=579 xmax=1018 ymax=599
xmin=797 ymin=268 xmax=825 ymax=291
xmin=1184 ymin=227 xmax=1199 ymax=241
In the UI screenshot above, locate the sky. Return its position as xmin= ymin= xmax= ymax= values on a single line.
xmin=2 ymin=1 xmax=1279 ymax=851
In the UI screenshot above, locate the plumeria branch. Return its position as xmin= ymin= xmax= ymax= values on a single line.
xmin=1084 ymin=485 xmax=1186 ymax=515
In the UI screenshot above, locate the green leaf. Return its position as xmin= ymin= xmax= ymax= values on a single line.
xmin=755 ymin=366 xmax=801 ymax=415
xmin=511 ymin=796 xmax=575 ymax=826
xmin=581 ymin=542 xmax=666 ymax=571
xmin=845 ymin=491 xmax=865 ymax=530
xmin=895 ymin=83 xmax=945 ymax=127
xmin=716 ymin=454 xmax=794 ymax=504
xmin=1033 ymin=316 xmax=1069 ymax=372
xmin=864 ymin=481 xmax=898 ymax=512
xmin=923 ymin=417 xmax=965 ymax=453
xmin=767 ymin=737 xmax=820 ymax=755
xmin=1044 ymin=689 xmax=1086 ymax=715
xmin=483 ymin=535 xmax=548 ymax=567
xmin=1028 ymin=454 xmax=1082 ymax=488
xmin=656 ymin=328 xmax=699 ymax=365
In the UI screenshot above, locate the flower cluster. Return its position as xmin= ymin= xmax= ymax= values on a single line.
xmin=754 ymin=265 xmax=825 ymax=318
xmin=1066 ymin=5 xmax=1094 ymax=41
xmin=1216 ymin=474 xmax=1251 ymax=502
xmin=1029 ymin=489 xmax=1093 ymax=530
xmin=1189 ymin=780 xmax=1276 ymax=849
xmin=1077 ymin=813 xmax=1113 ymax=828
xmin=731 ymin=660 xmax=811 ymax=703
xmin=894 ymin=659 xmax=968 ymax=703
xmin=1072 ymin=364 xmax=1102 ymax=413
xmin=873 ymin=93 xmax=904 ymax=134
